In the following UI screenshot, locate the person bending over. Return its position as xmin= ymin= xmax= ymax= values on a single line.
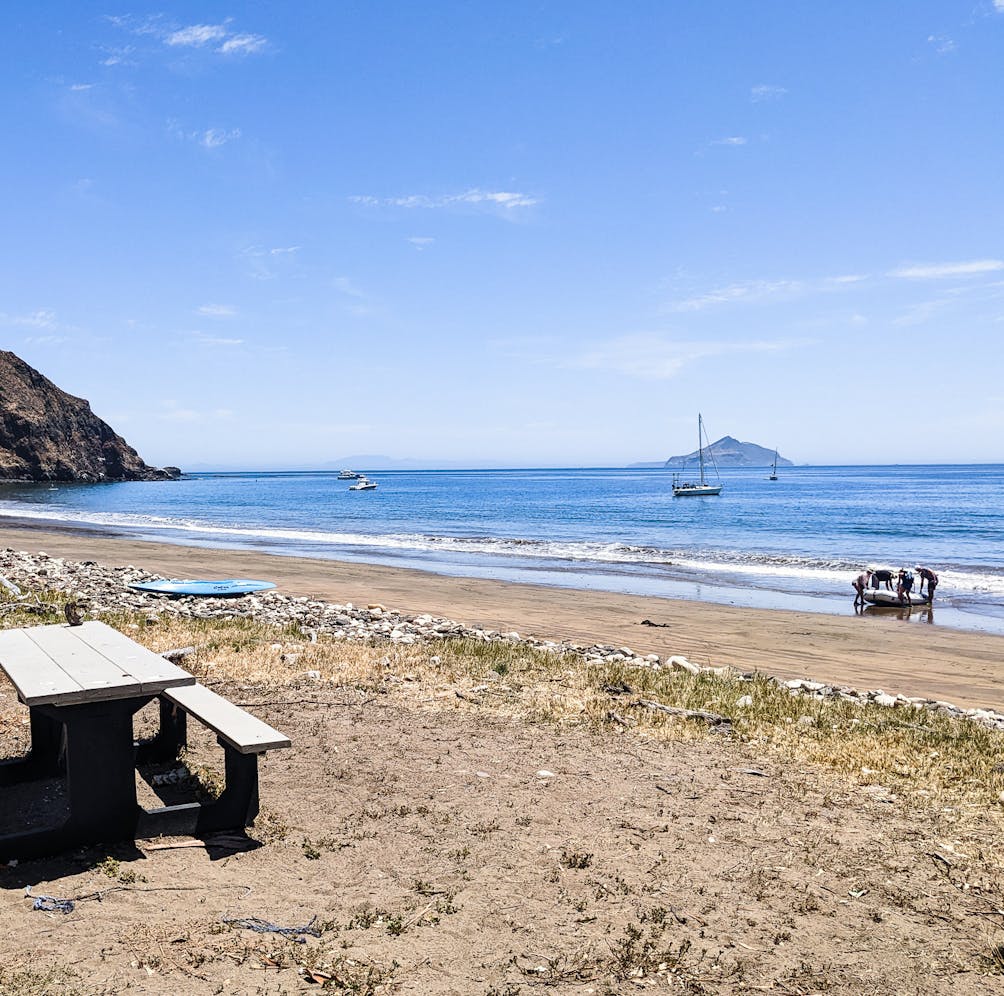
xmin=915 ymin=565 xmax=938 ymax=601
xmin=871 ymin=568 xmax=895 ymax=591
xmin=852 ymin=570 xmax=872 ymax=607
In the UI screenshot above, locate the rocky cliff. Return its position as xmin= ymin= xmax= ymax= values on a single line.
xmin=0 ymin=351 xmax=180 ymax=482
xmin=664 ymin=436 xmax=793 ymax=468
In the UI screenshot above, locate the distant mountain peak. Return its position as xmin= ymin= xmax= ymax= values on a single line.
xmin=664 ymin=436 xmax=792 ymax=468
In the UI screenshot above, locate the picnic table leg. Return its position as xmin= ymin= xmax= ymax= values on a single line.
xmin=195 ymin=740 xmax=259 ymax=833
xmin=0 ymin=697 xmax=150 ymax=859
xmin=135 ymin=697 xmax=188 ymax=764
xmin=0 ymin=708 xmax=63 ymax=785
xmin=44 ymin=697 xmax=150 ymax=846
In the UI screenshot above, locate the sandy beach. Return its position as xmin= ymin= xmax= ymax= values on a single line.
xmin=3 ymin=523 xmax=1003 ymax=712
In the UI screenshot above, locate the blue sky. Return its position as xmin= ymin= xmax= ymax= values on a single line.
xmin=2 ymin=2 xmax=1003 ymax=469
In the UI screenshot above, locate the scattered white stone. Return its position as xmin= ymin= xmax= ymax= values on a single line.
xmin=735 ymin=695 xmax=753 ymax=708
xmin=536 ymin=770 xmax=555 ymax=778
xmin=4 ymin=548 xmax=1003 ymax=734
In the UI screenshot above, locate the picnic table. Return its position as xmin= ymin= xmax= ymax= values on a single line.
xmin=0 ymin=620 xmax=289 ymax=861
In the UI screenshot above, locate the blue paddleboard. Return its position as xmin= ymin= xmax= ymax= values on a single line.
xmin=127 ymin=579 xmax=277 ymax=597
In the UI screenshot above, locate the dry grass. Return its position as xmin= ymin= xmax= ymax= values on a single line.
xmin=6 ymin=590 xmax=1004 ymax=820
xmin=4 ymin=590 xmax=1004 ymax=994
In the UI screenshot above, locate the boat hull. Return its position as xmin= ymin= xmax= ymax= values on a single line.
xmin=862 ymin=590 xmax=931 ymax=608
xmin=673 ymin=485 xmax=722 ymax=497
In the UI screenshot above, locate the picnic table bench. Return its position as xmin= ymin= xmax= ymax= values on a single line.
xmin=0 ymin=621 xmax=290 ymax=860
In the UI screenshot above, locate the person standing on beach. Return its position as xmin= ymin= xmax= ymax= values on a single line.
xmin=870 ymin=568 xmax=895 ymax=591
xmin=916 ymin=565 xmax=939 ymax=600
xmin=852 ymin=569 xmax=871 ymax=606
xmin=897 ymin=568 xmax=915 ymax=605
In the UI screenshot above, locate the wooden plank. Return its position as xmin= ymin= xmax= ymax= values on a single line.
xmin=72 ymin=622 xmax=195 ymax=694
xmin=165 ymin=683 xmax=291 ymax=754
xmin=21 ymin=625 xmax=143 ymax=704
xmin=0 ymin=627 xmax=85 ymax=705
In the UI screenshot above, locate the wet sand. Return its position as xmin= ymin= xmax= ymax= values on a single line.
xmin=3 ymin=523 xmax=1003 ymax=711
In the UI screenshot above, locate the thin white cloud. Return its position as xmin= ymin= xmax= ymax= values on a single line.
xmin=751 ymin=84 xmax=787 ymax=102
xmin=666 ymin=279 xmax=803 ymax=312
xmin=166 ymin=24 xmax=229 ymax=47
xmin=200 ymin=127 xmax=241 ymax=149
xmin=110 ymin=16 xmax=267 ymax=58
xmin=188 ymin=331 xmax=243 ymax=346
xmin=890 ymin=259 xmax=1004 ymax=279
xmin=218 ymin=33 xmax=267 ymax=55
xmin=197 ymin=304 xmax=237 ymax=318
xmin=333 ymin=277 xmax=365 ymax=299
xmin=571 ymin=334 xmax=809 ymax=381
xmin=70 ymin=83 xmax=95 ymax=92
xmin=23 ymin=335 xmax=70 ymax=346
xmin=927 ymin=34 xmax=957 ymax=54
xmin=351 ymin=188 xmax=538 ymax=211
xmin=995 ymin=0 xmax=1004 ymax=12
xmin=270 ymin=246 xmax=301 ymax=256
xmin=407 ymin=236 xmax=435 ymax=249
xmin=712 ymin=136 xmax=747 ymax=146
xmin=892 ymin=299 xmax=951 ymax=327
xmin=0 ymin=309 xmax=59 ymax=329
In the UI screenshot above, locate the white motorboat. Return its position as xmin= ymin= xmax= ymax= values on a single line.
xmin=672 ymin=414 xmax=723 ymax=497
xmin=348 ymin=476 xmax=377 ymax=491
xmin=337 ymin=469 xmax=361 ymax=480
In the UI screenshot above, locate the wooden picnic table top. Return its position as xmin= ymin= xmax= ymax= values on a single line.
xmin=0 ymin=621 xmax=195 ymax=707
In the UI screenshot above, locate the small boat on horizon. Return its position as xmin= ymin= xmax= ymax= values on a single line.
xmin=768 ymin=448 xmax=779 ymax=481
xmin=348 ymin=475 xmax=377 ymax=491
xmin=337 ymin=469 xmax=362 ymax=480
xmin=672 ymin=414 xmax=723 ymax=497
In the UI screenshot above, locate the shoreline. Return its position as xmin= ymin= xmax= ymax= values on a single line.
xmin=3 ymin=522 xmax=1004 ymax=712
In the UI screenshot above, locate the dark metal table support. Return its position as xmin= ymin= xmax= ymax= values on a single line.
xmin=0 ymin=696 xmax=151 ymax=861
xmin=0 ymin=710 xmax=64 ymax=785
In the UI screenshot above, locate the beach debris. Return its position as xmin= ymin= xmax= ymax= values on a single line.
xmin=536 ymin=769 xmax=556 ymax=778
xmin=0 ymin=575 xmax=22 ymax=596
xmin=632 ymin=700 xmax=732 ymax=729
xmin=25 ymin=886 xmax=74 ymax=914
xmin=222 ymin=914 xmax=321 ymax=942
xmin=603 ymin=681 xmax=633 ymax=695
xmin=63 ymin=600 xmax=83 ymax=626
xmin=640 ymin=618 xmax=670 ymax=627
xmin=2 ymin=548 xmax=1004 ymax=732
xmin=159 ymin=645 xmax=196 ymax=663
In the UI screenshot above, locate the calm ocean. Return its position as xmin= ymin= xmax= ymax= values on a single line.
xmin=1 ymin=465 xmax=1002 ymax=634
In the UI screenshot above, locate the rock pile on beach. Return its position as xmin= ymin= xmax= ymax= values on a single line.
xmin=2 ymin=547 xmax=1003 ymax=732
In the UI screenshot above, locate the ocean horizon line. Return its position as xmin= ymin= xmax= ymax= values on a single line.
xmin=167 ymin=462 xmax=1004 ymax=475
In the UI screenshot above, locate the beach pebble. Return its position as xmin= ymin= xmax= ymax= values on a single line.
xmin=536 ymin=770 xmax=555 ymax=778
xmin=668 ymin=656 xmax=700 ymax=675
xmin=3 ymin=547 xmax=1003 ymax=737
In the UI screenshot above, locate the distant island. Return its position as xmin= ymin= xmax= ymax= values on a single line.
xmin=630 ymin=436 xmax=793 ymax=469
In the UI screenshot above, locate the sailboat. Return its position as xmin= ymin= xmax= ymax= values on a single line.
xmin=768 ymin=449 xmax=778 ymax=481
xmin=672 ymin=414 xmax=723 ymax=497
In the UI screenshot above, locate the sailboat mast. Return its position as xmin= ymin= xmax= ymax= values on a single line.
xmin=698 ymin=414 xmax=706 ymax=484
